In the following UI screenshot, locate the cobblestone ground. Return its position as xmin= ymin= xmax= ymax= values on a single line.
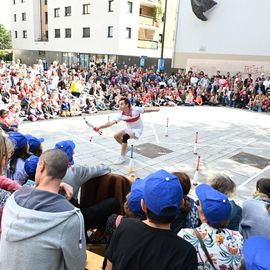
xmin=20 ymin=106 xmax=270 ymax=204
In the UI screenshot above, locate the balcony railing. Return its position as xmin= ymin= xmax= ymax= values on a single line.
xmin=139 ymin=15 xmax=159 ymax=27
xmin=140 ymin=0 xmax=160 ymax=6
xmin=138 ymin=39 xmax=158 ymax=49
xmin=35 ymin=37 xmax=48 ymax=42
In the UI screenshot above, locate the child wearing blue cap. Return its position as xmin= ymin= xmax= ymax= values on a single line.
xmin=24 ymin=155 xmax=39 ymax=186
xmin=243 ymin=236 xmax=270 ymax=270
xmin=25 ymin=134 xmax=44 ymax=157
xmin=178 ymin=184 xmax=243 ymax=270
xmin=7 ymin=132 xmax=30 ymax=185
xmin=106 ymin=170 xmax=197 ymax=270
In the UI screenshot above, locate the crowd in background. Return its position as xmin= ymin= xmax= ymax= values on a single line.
xmin=0 ymin=59 xmax=269 ymax=131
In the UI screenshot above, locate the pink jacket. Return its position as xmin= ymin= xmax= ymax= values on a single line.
xmin=0 ymin=176 xmax=21 ymax=236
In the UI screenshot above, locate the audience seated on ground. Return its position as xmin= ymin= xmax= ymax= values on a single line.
xmin=240 ymin=178 xmax=270 ymax=240
xmin=106 ymin=169 xmax=198 ymax=270
xmin=178 ymin=183 xmax=243 ymax=270
xmin=171 ymin=171 xmax=200 ymax=233
xmin=211 ymin=174 xmax=242 ymax=231
xmin=0 ymin=149 xmax=87 ymax=270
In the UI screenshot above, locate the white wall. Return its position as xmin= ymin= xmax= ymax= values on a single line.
xmin=11 ymin=0 xmax=35 ymax=49
xmin=175 ymin=0 xmax=270 ymax=56
xmin=10 ymin=0 xmax=173 ymax=58
xmin=117 ymin=0 xmax=140 ymax=56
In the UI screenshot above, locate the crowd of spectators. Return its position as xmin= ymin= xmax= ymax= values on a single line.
xmin=0 ymin=128 xmax=269 ymax=269
xmin=0 ymin=59 xmax=270 ymax=131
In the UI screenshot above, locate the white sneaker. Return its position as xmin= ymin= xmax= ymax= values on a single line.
xmin=114 ymin=156 xmax=126 ymax=165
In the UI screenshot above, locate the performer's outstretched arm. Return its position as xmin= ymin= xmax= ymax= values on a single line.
xmin=95 ymin=120 xmax=117 ymax=131
xmin=143 ymin=107 xmax=160 ymax=113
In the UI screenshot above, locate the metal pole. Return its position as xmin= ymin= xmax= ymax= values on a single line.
xmin=161 ymin=0 xmax=168 ymax=60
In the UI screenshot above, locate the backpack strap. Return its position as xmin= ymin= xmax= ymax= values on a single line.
xmin=193 ymin=228 xmax=218 ymax=270
xmin=115 ymin=215 xmax=123 ymax=227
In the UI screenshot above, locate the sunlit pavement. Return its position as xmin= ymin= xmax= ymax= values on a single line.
xmin=20 ymin=106 xmax=270 ymax=204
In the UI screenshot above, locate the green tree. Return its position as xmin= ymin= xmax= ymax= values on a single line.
xmin=0 ymin=24 xmax=12 ymax=50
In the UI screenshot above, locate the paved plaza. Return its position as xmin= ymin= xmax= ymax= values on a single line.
xmin=20 ymin=106 xmax=270 ymax=204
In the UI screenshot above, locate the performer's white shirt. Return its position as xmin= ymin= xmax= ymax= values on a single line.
xmin=114 ymin=106 xmax=144 ymax=130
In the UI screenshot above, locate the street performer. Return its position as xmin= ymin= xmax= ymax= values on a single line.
xmin=95 ymin=97 xmax=159 ymax=165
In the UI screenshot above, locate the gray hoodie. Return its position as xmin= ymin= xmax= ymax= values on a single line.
xmin=63 ymin=164 xmax=111 ymax=200
xmin=0 ymin=186 xmax=86 ymax=270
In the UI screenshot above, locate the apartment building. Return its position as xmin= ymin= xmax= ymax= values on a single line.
xmin=173 ymin=0 xmax=270 ymax=75
xmin=11 ymin=0 xmax=177 ymax=69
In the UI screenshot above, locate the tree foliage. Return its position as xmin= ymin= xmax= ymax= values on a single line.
xmin=0 ymin=24 xmax=12 ymax=50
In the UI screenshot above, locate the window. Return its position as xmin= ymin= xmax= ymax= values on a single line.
xmin=83 ymin=3 xmax=90 ymax=14
xmin=13 ymin=0 xmax=15 ymax=4
xmin=54 ymin=29 xmax=60 ymax=38
xmin=15 ymin=31 xmax=18 ymax=38
xmin=108 ymin=0 xmax=114 ymax=12
xmin=45 ymin=31 xmax=48 ymax=40
xmin=21 ymin=0 xmax=25 ymax=2
xmin=82 ymin=27 xmax=90 ymax=38
xmin=65 ymin=6 xmax=71 ymax=16
xmin=22 ymin=12 xmax=26 ymax=21
xmin=14 ymin=14 xmax=16 ymax=22
xmin=54 ymin=8 xmax=60 ymax=17
xmin=22 ymin=30 xmax=27 ymax=38
xmin=65 ymin=28 xmax=71 ymax=38
xmin=127 ymin=2 xmax=133 ymax=13
xmin=107 ymin=26 xmax=113 ymax=38
xmin=126 ymin=27 xmax=131 ymax=39
xmin=45 ymin=12 xmax=48 ymax=24
xmin=44 ymin=0 xmax=47 ymax=5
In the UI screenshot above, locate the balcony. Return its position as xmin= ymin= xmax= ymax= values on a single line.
xmin=140 ymin=0 xmax=160 ymax=7
xmin=35 ymin=38 xmax=48 ymax=42
xmin=139 ymin=15 xmax=159 ymax=27
xmin=138 ymin=39 xmax=158 ymax=49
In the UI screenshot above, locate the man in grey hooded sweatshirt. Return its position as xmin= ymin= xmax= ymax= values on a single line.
xmin=0 ymin=149 xmax=86 ymax=270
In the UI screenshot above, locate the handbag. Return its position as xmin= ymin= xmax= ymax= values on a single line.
xmin=193 ymin=228 xmax=218 ymax=270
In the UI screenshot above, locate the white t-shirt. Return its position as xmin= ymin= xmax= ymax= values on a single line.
xmin=114 ymin=107 xmax=144 ymax=130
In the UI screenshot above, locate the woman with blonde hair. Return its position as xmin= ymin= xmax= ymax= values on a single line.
xmin=0 ymin=134 xmax=21 ymax=236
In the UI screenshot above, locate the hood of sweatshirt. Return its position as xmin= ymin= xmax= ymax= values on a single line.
xmin=2 ymin=186 xmax=84 ymax=248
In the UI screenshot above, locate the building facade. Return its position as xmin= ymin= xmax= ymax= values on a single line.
xmin=173 ymin=0 xmax=270 ymax=75
xmin=10 ymin=0 xmax=177 ymax=69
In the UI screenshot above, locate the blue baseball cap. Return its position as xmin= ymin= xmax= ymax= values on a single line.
xmin=143 ymin=170 xmax=183 ymax=216
xmin=127 ymin=178 xmax=145 ymax=215
xmin=24 ymin=155 xmax=39 ymax=179
xmin=244 ymin=236 xmax=270 ymax=270
xmin=25 ymin=134 xmax=44 ymax=152
xmin=54 ymin=140 xmax=75 ymax=165
xmin=196 ymin=184 xmax=231 ymax=226
xmin=9 ymin=132 xmax=28 ymax=151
